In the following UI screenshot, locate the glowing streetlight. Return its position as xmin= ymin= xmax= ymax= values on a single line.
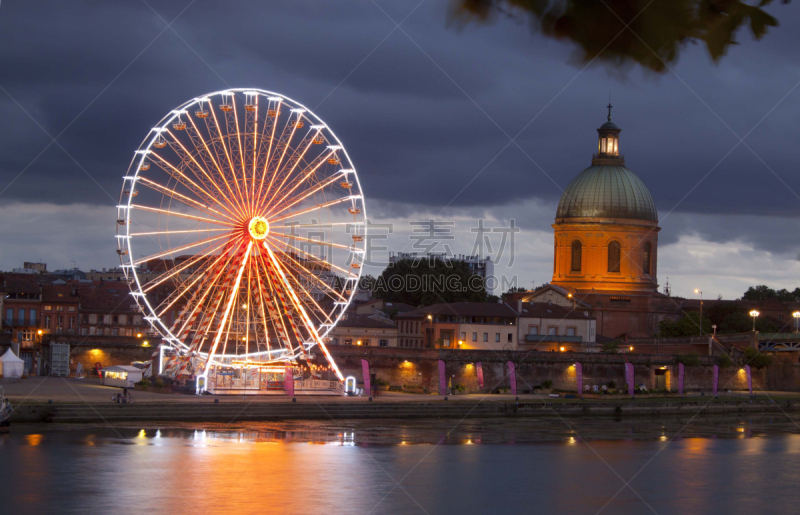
xmin=694 ymin=289 xmax=703 ymax=336
xmin=793 ymin=311 xmax=800 ymax=333
xmin=567 ymin=293 xmax=576 ymax=310
xmin=749 ymin=310 xmax=760 ymax=331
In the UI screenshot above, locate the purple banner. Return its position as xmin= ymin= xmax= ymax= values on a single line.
xmin=678 ymin=363 xmax=685 ymax=395
xmin=361 ymin=359 xmax=370 ymax=395
xmin=507 ymin=361 xmax=517 ymax=396
xmin=575 ymin=362 xmax=583 ymax=395
xmin=745 ymin=365 xmax=752 ymax=395
xmin=712 ymin=364 xmax=719 ymax=396
xmin=284 ymin=367 xmax=294 ymax=397
xmin=438 ymin=359 xmax=447 ymax=395
xmin=626 ymin=363 xmax=634 ymax=396
xmin=476 ymin=362 xmax=484 ymax=390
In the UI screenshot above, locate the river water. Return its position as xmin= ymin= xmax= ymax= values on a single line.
xmin=2 ymin=414 xmax=800 ymax=514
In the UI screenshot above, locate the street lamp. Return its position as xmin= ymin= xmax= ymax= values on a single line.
xmin=567 ymin=293 xmax=576 ymax=310
xmin=695 ymin=289 xmax=703 ymax=336
xmin=793 ymin=311 xmax=800 ymax=333
xmin=749 ymin=310 xmax=760 ymax=332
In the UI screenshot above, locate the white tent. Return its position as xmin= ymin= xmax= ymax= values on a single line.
xmin=0 ymin=348 xmax=25 ymax=379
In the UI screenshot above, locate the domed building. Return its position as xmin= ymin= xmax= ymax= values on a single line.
xmin=551 ymin=106 xmax=659 ymax=293
xmin=514 ymin=106 xmax=682 ymax=339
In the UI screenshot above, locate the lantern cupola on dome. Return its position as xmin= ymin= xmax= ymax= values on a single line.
xmin=593 ymin=103 xmax=622 ymax=165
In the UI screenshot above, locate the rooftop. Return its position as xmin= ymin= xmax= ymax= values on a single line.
xmin=397 ymin=302 xmax=518 ymax=319
xmin=337 ymin=312 xmax=396 ymax=328
xmin=41 ymin=284 xmax=80 ymax=304
xmin=518 ymin=302 xmax=593 ymax=320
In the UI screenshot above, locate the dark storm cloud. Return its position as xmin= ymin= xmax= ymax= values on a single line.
xmin=0 ymin=0 xmax=798 ymax=258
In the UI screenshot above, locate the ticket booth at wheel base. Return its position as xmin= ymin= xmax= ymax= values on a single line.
xmin=101 ymin=366 xmax=143 ymax=388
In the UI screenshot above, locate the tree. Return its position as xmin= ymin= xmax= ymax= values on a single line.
xmin=357 ymin=274 xmax=377 ymax=293
xmin=372 ymin=258 xmax=487 ymax=306
xmin=600 ymin=340 xmax=620 ymax=354
xmin=451 ymin=0 xmax=784 ymax=74
xmin=742 ymin=347 xmax=773 ymax=369
xmin=675 ymin=353 xmax=701 ymax=367
xmin=742 ymin=285 xmax=799 ymax=301
xmin=706 ymin=301 xmax=781 ymax=334
xmin=658 ymin=312 xmax=712 ymax=337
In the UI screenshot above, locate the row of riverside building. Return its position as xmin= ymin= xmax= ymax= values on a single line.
xmin=327 ymin=298 xmax=593 ymax=351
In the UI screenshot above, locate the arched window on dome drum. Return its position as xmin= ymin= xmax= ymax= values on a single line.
xmin=571 ymin=240 xmax=582 ymax=272
xmin=608 ymin=241 xmax=621 ymax=273
xmin=643 ymin=242 xmax=651 ymax=275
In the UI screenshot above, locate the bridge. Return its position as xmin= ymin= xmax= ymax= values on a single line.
xmin=758 ymin=333 xmax=800 ymax=352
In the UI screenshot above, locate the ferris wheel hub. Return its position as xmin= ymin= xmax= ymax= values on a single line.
xmin=248 ymin=216 xmax=270 ymax=240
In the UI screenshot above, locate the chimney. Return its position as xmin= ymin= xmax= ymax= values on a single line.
xmin=517 ymin=300 xmax=522 ymax=313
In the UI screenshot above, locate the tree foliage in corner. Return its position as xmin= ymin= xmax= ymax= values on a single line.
xmin=451 ymin=0 xmax=784 ymax=73
xmin=372 ymin=258 xmax=487 ymax=307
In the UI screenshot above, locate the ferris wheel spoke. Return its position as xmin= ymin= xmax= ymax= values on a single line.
xmin=164 ymin=128 xmax=249 ymax=220
xmin=256 ymin=249 xmax=306 ymax=356
xmin=156 ymin=272 xmax=205 ymax=318
xmin=129 ymin=204 xmax=235 ymax=227
xmin=260 ymin=127 xmax=323 ymax=212
xmin=265 ymin=168 xmax=344 ymax=219
xmin=207 ymin=102 xmax=248 ymax=216
xmin=247 ymin=97 xmax=260 ymax=217
xmin=141 ymin=239 xmax=229 ymax=293
xmin=261 ymin=112 xmax=301 ymax=211
xmin=270 ymin=232 xmax=356 ymax=252
xmin=252 ymin=259 xmax=273 ymax=354
xmin=136 ymin=176 xmax=238 ymax=224
xmin=148 ymin=153 xmax=233 ymax=216
xmin=132 ymin=231 xmax=233 ymax=266
xmin=264 ymin=246 xmax=344 ymax=381
xmin=185 ymin=115 xmax=250 ymax=220
xmin=262 ymin=149 xmax=335 ymax=216
xmin=266 ymin=235 xmax=357 ymax=279
xmin=269 ymin=196 xmax=354 ymax=224
xmin=263 ymin=240 xmax=347 ymax=302
xmin=269 ymin=252 xmax=334 ymax=326
xmin=130 ymin=228 xmax=230 ymax=238
xmin=224 ymin=100 xmax=249 ymax=214
xmin=202 ymin=241 xmax=252 ymax=370
xmin=254 ymin=99 xmax=283 ymax=214
xmin=269 ymin=221 xmax=364 ymax=229
xmin=172 ymin=246 xmax=240 ymax=340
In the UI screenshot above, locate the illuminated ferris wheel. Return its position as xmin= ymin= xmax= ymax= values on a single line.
xmin=116 ymin=89 xmax=367 ymax=384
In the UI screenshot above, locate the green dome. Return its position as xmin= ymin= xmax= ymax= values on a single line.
xmin=556 ymin=165 xmax=658 ymax=221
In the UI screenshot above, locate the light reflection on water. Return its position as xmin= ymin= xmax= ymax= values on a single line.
xmin=2 ymin=416 xmax=800 ymax=514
